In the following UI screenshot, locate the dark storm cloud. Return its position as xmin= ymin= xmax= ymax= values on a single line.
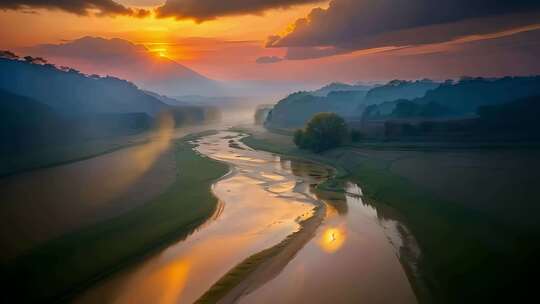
xmin=267 ymin=0 xmax=540 ymax=59
xmin=156 ymin=0 xmax=324 ymax=21
xmin=0 ymin=0 xmax=149 ymax=17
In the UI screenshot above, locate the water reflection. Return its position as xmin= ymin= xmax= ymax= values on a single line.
xmin=73 ymin=131 xmax=419 ymax=304
xmin=239 ymin=165 xmax=419 ymax=304
xmin=319 ymin=226 xmax=346 ymax=253
xmin=74 ymin=131 xmax=330 ymax=304
xmin=315 ymin=189 xmax=349 ymax=215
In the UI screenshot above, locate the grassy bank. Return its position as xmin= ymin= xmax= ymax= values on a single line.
xmin=237 ymin=127 xmax=540 ymax=303
xmin=1 ymin=132 xmax=229 ymax=303
xmin=0 ymin=135 xmax=150 ymax=178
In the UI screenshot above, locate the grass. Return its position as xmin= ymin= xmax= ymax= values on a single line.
xmin=0 ymin=135 xmax=149 ymax=177
xmin=237 ymin=127 xmax=540 ymax=304
xmin=1 ymin=131 xmax=229 ymax=303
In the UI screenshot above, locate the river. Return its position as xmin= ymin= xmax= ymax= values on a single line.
xmin=74 ymin=130 xmax=418 ymax=303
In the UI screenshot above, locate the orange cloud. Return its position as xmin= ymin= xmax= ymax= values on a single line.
xmin=155 ymin=0 xmax=325 ymax=22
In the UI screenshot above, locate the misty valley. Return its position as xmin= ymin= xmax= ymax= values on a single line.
xmin=1 ymin=2 xmax=540 ymax=304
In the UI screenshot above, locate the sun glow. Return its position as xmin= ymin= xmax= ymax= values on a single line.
xmin=150 ymin=47 xmax=168 ymax=58
xmin=319 ymin=226 xmax=346 ymax=253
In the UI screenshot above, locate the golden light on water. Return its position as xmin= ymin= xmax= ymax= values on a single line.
xmin=111 ymin=260 xmax=190 ymax=304
xmin=318 ymin=226 xmax=346 ymax=253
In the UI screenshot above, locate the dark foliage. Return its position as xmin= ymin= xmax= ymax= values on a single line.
xmin=383 ymin=95 xmax=540 ymax=141
xmin=350 ymin=129 xmax=365 ymax=142
xmin=293 ymin=113 xmax=348 ymax=152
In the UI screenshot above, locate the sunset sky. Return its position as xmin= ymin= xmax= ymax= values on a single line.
xmin=1 ymin=0 xmax=540 ymax=85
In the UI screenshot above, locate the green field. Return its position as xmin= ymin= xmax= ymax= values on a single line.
xmin=238 ymin=126 xmax=540 ymax=303
xmin=1 ymin=132 xmax=229 ymax=303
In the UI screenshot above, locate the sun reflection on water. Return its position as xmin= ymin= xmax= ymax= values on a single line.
xmin=318 ymin=226 xmax=346 ymax=253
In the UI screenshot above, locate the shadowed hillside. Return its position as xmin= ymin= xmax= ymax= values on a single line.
xmin=0 ymin=57 xmax=167 ymax=116
xmin=0 ymin=53 xmax=221 ymax=175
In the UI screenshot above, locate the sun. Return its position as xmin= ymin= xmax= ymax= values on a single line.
xmin=150 ymin=47 xmax=168 ymax=58
xmin=318 ymin=226 xmax=346 ymax=253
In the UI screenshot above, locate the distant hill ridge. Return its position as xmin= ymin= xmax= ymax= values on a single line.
xmin=0 ymin=53 xmax=222 ymax=165
xmin=363 ymin=79 xmax=440 ymax=104
xmin=0 ymin=56 xmax=167 ymax=116
xmin=265 ymin=79 xmax=441 ymax=129
xmin=364 ymin=76 xmax=540 ymax=120
xmin=311 ymin=82 xmax=374 ymax=97
xmin=21 ymin=36 xmax=223 ymax=97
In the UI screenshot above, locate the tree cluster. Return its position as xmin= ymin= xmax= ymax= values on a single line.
xmin=293 ymin=112 xmax=350 ymax=153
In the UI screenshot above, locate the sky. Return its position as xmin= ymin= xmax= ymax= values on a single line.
xmin=1 ymin=0 xmax=540 ymax=85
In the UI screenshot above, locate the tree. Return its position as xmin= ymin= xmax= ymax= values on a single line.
xmin=393 ymin=100 xmax=420 ymax=117
xmin=0 ymin=50 xmax=18 ymax=60
xmin=350 ymin=129 xmax=365 ymax=142
xmin=294 ymin=112 xmax=348 ymax=153
xmin=23 ymin=56 xmax=47 ymax=65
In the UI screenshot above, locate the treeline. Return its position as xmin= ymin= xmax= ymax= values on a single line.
xmin=265 ymin=79 xmax=440 ymax=129
xmin=0 ymin=51 xmax=220 ymax=156
xmin=365 ymin=76 xmax=540 ymax=120
xmin=267 ymin=75 xmax=540 ymax=143
xmin=384 ymin=95 xmax=540 ymax=140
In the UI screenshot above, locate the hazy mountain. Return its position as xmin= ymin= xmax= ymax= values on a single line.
xmin=0 ymin=89 xmax=63 ymax=146
xmin=0 ymin=88 xmax=153 ymax=158
xmin=363 ymin=76 xmax=540 ymax=121
xmin=0 ymin=55 xmax=224 ymax=173
xmin=266 ymin=92 xmax=326 ymax=128
xmin=0 ymin=57 xmax=168 ymax=116
xmin=266 ymin=80 xmax=438 ymax=129
xmin=311 ymin=82 xmax=374 ymax=97
xmin=417 ymin=76 xmax=540 ymax=113
xmin=363 ymin=79 xmax=440 ymax=104
xmin=22 ymin=36 xmax=223 ymax=97
xmin=143 ymin=91 xmax=191 ymax=107
xmin=382 ymin=95 xmax=540 ymax=141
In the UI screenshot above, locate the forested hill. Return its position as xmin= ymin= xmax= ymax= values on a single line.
xmin=0 ymin=53 xmax=223 ymax=175
xmin=363 ymin=79 xmax=440 ymax=104
xmin=265 ymin=79 xmax=440 ymax=129
xmin=365 ymin=76 xmax=540 ymax=120
xmin=415 ymin=76 xmax=540 ymax=113
xmin=0 ymin=57 xmax=167 ymax=116
xmin=311 ymin=82 xmax=373 ymax=97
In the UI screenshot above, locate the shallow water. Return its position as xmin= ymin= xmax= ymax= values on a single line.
xmin=74 ymin=131 xmax=329 ymax=303
xmin=238 ymin=183 xmax=418 ymax=304
xmin=74 ymin=131 xmax=418 ymax=303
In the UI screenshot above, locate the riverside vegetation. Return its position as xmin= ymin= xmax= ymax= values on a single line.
xmin=1 ymin=132 xmax=229 ymax=303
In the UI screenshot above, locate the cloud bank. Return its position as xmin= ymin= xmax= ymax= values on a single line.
xmin=266 ymin=0 xmax=540 ymax=59
xmin=156 ymin=0 xmax=323 ymax=21
xmin=0 ymin=0 xmax=149 ymax=17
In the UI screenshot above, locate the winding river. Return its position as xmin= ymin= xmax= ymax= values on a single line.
xmin=74 ymin=130 xmax=418 ymax=303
